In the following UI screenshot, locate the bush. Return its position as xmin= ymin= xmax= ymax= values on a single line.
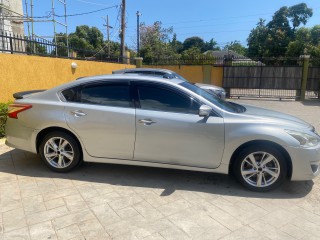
xmin=0 ymin=103 xmax=10 ymax=138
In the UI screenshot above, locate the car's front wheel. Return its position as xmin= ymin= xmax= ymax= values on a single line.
xmin=233 ymin=145 xmax=287 ymax=192
xmin=39 ymin=131 xmax=82 ymax=172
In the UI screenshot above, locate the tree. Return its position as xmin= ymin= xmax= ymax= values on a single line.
xmin=266 ymin=7 xmax=293 ymax=57
xmin=224 ymin=41 xmax=247 ymax=55
xmin=203 ymin=38 xmax=220 ymax=52
xmin=72 ymin=25 xmax=104 ymax=49
xmin=182 ymin=37 xmax=219 ymax=52
xmin=54 ymin=33 xmax=69 ymax=56
xmin=286 ymin=26 xmax=320 ymax=57
xmin=139 ymin=21 xmax=179 ymax=63
xmin=247 ymin=19 xmax=269 ymax=57
xmin=66 ymin=25 xmax=104 ymax=57
xmin=288 ymin=3 xmax=313 ymax=31
xmin=182 ymin=37 xmax=205 ymax=51
xmin=181 ymin=47 xmax=202 ymax=59
xmin=170 ymin=33 xmax=183 ymax=53
xmin=247 ymin=3 xmax=314 ymax=58
xmin=310 ymin=25 xmax=320 ymax=45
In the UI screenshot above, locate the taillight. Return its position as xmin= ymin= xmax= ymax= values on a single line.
xmin=7 ymin=104 xmax=32 ymax=119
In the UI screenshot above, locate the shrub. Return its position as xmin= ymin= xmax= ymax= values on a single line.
xmin=0 ymin=103 xmax=10 ymax=138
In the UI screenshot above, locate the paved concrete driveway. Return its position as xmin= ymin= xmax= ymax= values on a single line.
xmin=0 ymin=100 xmax=319 ymax=240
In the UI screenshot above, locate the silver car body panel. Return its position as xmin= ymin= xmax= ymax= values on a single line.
xmin=134 ymin=109 xmax=224 ymax=168
xmin=64 ymin=103 xmax=136 ymax=159
xmin=5 ymin=75 xmax=320 ymax=181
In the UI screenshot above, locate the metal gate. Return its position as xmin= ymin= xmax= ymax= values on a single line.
xmin=223 ymin=58 xmax=320 ymax=100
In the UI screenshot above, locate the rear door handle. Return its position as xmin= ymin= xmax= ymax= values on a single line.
xmin=139 ymin=119 xmax=156 ymax=125
xmin=71 ymin=110 xmax=87 ymax=117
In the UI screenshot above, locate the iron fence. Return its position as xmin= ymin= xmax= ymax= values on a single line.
xmin=0 ymin=31 xmax=133 ymax=64
xmin=147 ymin=56 xmax=223 ymax=66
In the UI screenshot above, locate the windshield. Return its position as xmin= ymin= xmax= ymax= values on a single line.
xmin=180 ymin=82 xmax=241 ymax=113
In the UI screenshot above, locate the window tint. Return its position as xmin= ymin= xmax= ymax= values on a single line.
xmin=138 ymin=86 xmax=199 ymax=114
xmin=180 ymin=82 xmax=239 ymax=113
xmin=135 ymin=71 xmax=155 ymax=75
xmin=61 ymin=87 xmax=80 ymax=102
xmin=153 ymin=71 xmax=166 ymax=77
xmin=81 ymin=84 xmax=131 ymax=108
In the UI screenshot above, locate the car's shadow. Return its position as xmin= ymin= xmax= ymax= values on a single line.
xmin=302 ymin=99 xmax=320 ymax=107
xmin=0 ymin=148 xmax=314 ymax=199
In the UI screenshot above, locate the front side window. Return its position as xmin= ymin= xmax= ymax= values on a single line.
xmin=137 ymin=85 xmax=199 ymax=114
xmin=81 ymin=84 xmax=131 ymax=108
xmin=180 ymin=82 xmax=240 ymax=113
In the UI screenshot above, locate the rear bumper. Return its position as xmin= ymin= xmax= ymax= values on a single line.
xmin=5 ymin=118 xmax=37 ymax=153
xmin=285 ymin=144 xmax=320 ymax=181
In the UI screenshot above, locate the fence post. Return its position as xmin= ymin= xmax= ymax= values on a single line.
xmin=300 ymin=53 xmax=310 ymax=101
xmin=9 ymin=34 xmax=13 ymax=54
xmin=135 ymin=57 xmax=143 ymax=68
xmin=223 ymin=56 xmax=233 ymax=98
xmin=202 ymin=65 xmax=211 ymax=84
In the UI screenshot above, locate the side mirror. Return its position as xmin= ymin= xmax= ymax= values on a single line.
xmin=199 ymin=105 xmax=212 ymax=117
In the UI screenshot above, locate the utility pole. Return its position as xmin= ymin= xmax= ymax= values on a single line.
xmin=136 ymin=11 xmax=141 ymax=57
xmin=51 ymin=0 xmax=58 ymax=56
xmin=120 ymin=0 xmax=126 ymax=63
xmin=30 ymin=0 xmax=34 ymax=39
xmin=24 ymin=0 xmax=31 ymax=39
xmin=103 ymin=15 xmax=113 ymax=58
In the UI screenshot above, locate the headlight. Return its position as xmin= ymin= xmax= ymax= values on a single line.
xmin=285 ymin=130 xmax=320 ymax=147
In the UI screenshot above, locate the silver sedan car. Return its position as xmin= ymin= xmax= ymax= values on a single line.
xmin=5 ymin=75 xmax=320 ymax=191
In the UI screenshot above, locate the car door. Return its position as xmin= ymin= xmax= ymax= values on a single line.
xmin=62 ymin=81 xmax=135 ymax=160
xmin=133 ymin=82 xmax=225 ymax=169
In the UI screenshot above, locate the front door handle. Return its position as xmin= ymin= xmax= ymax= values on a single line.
xmin=139 ymin=119 xmax=156 ymax=125
xmin=71 ymin=110 xmax=87 ymax=117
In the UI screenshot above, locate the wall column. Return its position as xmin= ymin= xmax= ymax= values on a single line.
xmin=300 ymin=54 xmax=310 ymax=101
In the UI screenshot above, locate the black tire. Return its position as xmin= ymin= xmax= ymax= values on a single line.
xmin=233 ymin=144 xmax=287 ymax=192
xmin=39 ymin=131 xmax=82 ymax=173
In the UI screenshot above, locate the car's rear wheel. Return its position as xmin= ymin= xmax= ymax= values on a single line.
xmin=39 ymin=131 xmax=81 ymax=172
xmin=233 ymin=145 xmax=287 ymax=192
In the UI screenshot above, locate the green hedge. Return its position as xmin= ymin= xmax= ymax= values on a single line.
xmin=0 ymin=103 xmax=10 ymax=138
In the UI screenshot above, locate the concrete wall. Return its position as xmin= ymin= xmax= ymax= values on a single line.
xmin=0 ymin=54 xmax=134 ymax=102
xmin=146 ymin=65 xmax=223 ymax=86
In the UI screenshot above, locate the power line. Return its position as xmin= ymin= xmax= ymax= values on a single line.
xmin=126 ymin=6 xmax=320 ymax=29
xmin=54 ymin=5 xmax=118 ymax=17
xmin=75 ymin=0 xmax=112 ymax=7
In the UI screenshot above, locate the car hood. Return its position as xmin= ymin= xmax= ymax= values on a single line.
xmin=240 ymin=104 xmax=314 ymax=131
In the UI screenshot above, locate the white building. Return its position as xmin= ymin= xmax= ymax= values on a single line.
xmin=0 ymin=0 xmax=24 ymax=52
xmin=0 ymin=0 xmax=24 ymax=35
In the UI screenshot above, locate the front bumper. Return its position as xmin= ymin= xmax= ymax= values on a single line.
xmin=285 ymin=144 xmax=320 ymax=181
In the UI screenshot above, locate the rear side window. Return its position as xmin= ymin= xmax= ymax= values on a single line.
xmin=81 ymin=84 xmax=131 ymax=108
xmin=61 ymin=87 xmax=80 ymax=102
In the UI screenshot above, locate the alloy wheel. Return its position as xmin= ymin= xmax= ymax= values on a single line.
xmin=240 ymin=151 xmax=280 ymax=188
xmin=44 ymin=137 xmax=74 ymax=169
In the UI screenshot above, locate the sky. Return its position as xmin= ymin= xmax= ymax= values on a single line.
xmin=24 ymin=0 xmax=320 ymax=49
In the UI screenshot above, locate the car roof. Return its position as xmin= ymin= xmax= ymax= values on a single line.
xmin=73 ymin=74 xmax=184 ymax=85
xmin=31 ymin=74 xmax=186 ymax=102
xmin=112 ymin=68 xmax=174 ymax=74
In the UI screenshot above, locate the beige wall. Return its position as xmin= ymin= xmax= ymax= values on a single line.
xmin=146 ymin=65 xmax=223 ymax=86
xmin=0 ymin=54 xmax=134 ymax=102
